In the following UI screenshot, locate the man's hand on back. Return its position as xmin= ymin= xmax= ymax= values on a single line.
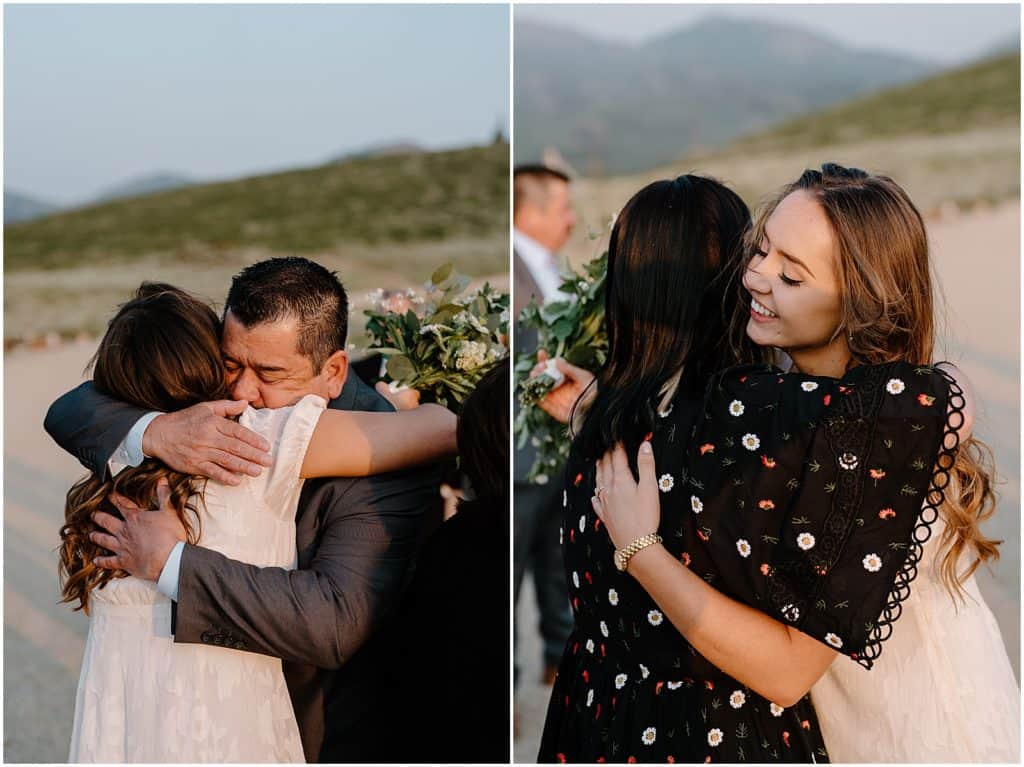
xmin=90 ymin=479 xmax=187 ymax=581
xmin=143 ymin=400 xmax=272 ymax=485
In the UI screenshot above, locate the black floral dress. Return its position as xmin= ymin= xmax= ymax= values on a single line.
xmin=538 ymin=361 xmax=963 ymax=763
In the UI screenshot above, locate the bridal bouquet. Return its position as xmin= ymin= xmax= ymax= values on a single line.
xmin=514 ymin=251 xmax=608 ymax=483
xmin=364 ymin=263 xmax=509 ymax=411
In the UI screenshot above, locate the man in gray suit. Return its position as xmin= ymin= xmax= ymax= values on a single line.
xmin=45 ymin=257 xmax=439 ymax=763
xmin=512 ymin=164 xmax=576 ymax=686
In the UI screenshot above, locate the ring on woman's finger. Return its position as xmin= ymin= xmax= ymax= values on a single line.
xmin=595 ymin=484 xmax=606 ymax=499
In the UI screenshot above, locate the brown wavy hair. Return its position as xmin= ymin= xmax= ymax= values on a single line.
xmin=59 ymin=283 xmax=229 ymax=612
xmin=732 ymin=164 xmax=1000 ymax=602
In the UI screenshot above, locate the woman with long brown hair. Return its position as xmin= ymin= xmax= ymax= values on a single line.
xmin=548 ymin=164 xmax=1016 ymax=762
xmin=61 ymin=283 xmax=457 ymax=762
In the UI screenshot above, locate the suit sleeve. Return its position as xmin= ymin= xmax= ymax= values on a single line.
xmin=172 ymin=464 xmax=438 ymax=668
xmin=43 ymin=381 xmax=148 ymax=478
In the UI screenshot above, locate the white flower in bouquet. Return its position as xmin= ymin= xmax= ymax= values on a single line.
xmin=455 ymin=340 xmax=489 ymax=371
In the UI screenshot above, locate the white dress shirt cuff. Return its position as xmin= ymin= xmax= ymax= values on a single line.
xmin=156 ymin=541 xmax=185 ymax=603
xmin=107 ymin=411 xmax=162 ymax=476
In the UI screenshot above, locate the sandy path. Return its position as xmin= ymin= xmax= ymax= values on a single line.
xmin=514 ymin=200 xmax=1021 ymax=762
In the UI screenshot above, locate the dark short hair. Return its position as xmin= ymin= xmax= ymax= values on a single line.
xmin=513 ymin=164 xmax=571 ymax=215
xmin=457 ymin=356 xmax=509 ymax=501
xmin=225 ymin=257 xmax=349 ymax=370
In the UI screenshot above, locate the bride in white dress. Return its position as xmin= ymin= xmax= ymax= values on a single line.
xmin=57 ymin=285 xmax=458 ymax=762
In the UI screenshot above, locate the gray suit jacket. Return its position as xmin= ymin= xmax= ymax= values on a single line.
xmin=513 ymin=249 xmax=544 ymax=485
xmin=44 ymin=373 xmax=439 ymax=762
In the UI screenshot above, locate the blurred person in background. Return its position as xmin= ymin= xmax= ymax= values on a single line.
xmin=513 ymin=164 xmax=577 ymax=693
xmin=386 ymin=357 xmax=510 ymax=763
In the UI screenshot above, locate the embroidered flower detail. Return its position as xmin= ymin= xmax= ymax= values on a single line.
xmin=862 ymin=553 xmax=883 ymax=572
xmin=886 ymin=378 xmax=906 ymax=395
xmin=796 ymin=532 xmax=816 ymax=551
xmin=648 ymin=609 xmax=664 ymax=626
xmin=761 ymin=455 xmax=777 ymax=468
xmin=600 ymin=620 xmax=609 ymax=638
xmin=691 ymin=495 xmax=703 ymax=514
xmin=608 ymin=589 xmax=619 ymax=606
xmin=586 ymin=688 xmax=594 ymax=707
xmin=658 ymin=403 xmax=674 ymax=418
xmin=699 ymin=443 xmax=715 ymax=455
xmin=680 ymin=552 xmax=691 ymax=567
xmin=729 ymin=400 xmax=745 ymax=417
xmin=586 ymin=639 xmax=595 ymax=653
xmin=579 ymin=515 xmax=586 ymax=532
xmin=642 ymin=727 xmax=657 ymax=746
xmin=667 ymin=681 xmax=683 ymax=690
xmin=781 ymin=603 xmax=800 ymax=621
xmin=736 ymin=539 xmax=752 ymax=558
xmin=825 ymin=632 xmax=843 ymax=648
xmin=729 ymin=690 xmax=746 ymax=709
xmin=758 ymin=499 xmax=775 ymax=510
xmin=639 ymin=663 xmax=650 ymax=679
xmin=838 ymin=452 xmax=859 ymax=470
xmin=878 ymin=507 xmax=896 ymax=520
xmin=615 ymin=673 xmax=628 ymax=689
xmin=741 ymin=433 xmax=761 ymax=451
xmin=918 ymin=393 xmax=936 ymax=406
xmin=658 ymin=474 xmax=675 ymax=492
xmin=869 ymin=468 xmax=886 ymax=481
xmin=707 ymin=728 xmax=724 ymax=747
xmin=801 ymin=381 xmax=819 ymax=392
xmin=572 ymin=571 xmax=580 ymax=588
xmin=770 ymin=702 xmax=785 ymax=717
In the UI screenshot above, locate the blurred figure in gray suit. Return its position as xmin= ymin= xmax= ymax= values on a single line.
xmin=513 ymin=164 xmax=576 ymax=686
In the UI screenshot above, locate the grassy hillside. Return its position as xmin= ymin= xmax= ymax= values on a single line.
xmin=729 ymin=52 xmax=1019 ymax=153
xmin=4 ymin=142 xmax=509 ymax=343
xmin=563 ymin=52 xmax=1019 ymax=267
xmin=5 ymin=142 xmax=509 ymax=272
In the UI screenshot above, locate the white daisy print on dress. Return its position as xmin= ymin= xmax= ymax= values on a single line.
xmin=639 ymin=663 xmax=650 ymax=679
xmin=796 ymin=532 xmax=816 ymax=551
xmin=886 ymin=378 xmax=906 ymax=395
xmin=615 ymin=673 xmax=628 ymax=690
xmin=559 ymin=527 xmax=563 ymax=545
xmin=862 ymin=553 xmax=883 ymax=572
xmin=572 ymin=571 xmax=580 ymax=588
xmin=667 ymin=681 xmax=683 ymax=690
xmin=608 ymin=588 xmax=619 ymax=606
xmin=578 ymin=515 xmax=586 ymax=533
xmin=729 ymin=690 xmax=746 ymax=709
xmin=562 ymin=490 xmax=568 ymax=507
xmin=729 ymin=399 xmax=745 ymax=417
xmin=708 ymin=728 xmax=724 ymax=747
xmin=658 ymin=474 xmax=675 ymax=492
xmin=781 ymin=603 xmax=800 ymax=622
xmin=691 ymin=495 xmax=703 ymax=514
xmin=585 ymin=639 xmax=595 ymax=653
xmin=801 ymin=381 xmax=819 ymax=392
xmin=642 ymin=727 xmax=657 ymax=746
xmin=736 ymin=539 xmax=752 ymax=558
xmin=825 ymin=632 xmax=843 ymax=649
xmin=586 ymin=689 xmax=594 ymax=707
xmin=600 ymin=620 xmax=609 ymax=638
xmin=770 ymin=702 xmax=785 ymax=717
xmin=742 ymin=433 xmax=761 ymax=451
xmin=647 ymin=609 xmax=664 ymax=626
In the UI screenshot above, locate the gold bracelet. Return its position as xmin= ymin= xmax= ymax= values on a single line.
xmin=613 ymin=532 xmax=663 ymax=572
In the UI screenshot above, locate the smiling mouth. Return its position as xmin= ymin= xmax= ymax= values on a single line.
xmin=750 ymin=298 xmax=778 ymax=319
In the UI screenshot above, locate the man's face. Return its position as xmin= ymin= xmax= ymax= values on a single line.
xmin=518 ymin=179 xmax=576 ymax=253
xmin=220 ymin=311 xmax=347 ymax=409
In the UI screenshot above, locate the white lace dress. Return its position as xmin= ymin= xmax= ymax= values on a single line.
xmin=68 ymin=395 xmax=325 ymax=763
xmin=810 ymin=512 xmax=1020 ymax=763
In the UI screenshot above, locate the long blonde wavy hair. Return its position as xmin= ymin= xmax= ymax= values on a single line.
xmin=731 ymin=164 xmax=1000 ymax=602
xmin=59 ymin=283 xmax=228 ymax=613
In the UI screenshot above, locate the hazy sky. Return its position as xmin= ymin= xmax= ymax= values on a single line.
xmin=516 ymin=4 xmax=1019 ymax=63
xmin=5 ymin=4 xmax=510 ymax=205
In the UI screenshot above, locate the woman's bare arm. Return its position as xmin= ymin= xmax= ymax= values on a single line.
xmin=594 ymin=443 xmax=836 ymax=707
xmin=300 ymin=404 xmax=457 ymax=478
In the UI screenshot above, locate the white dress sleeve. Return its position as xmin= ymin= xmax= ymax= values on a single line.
xmin=237 ymin=394 xmax=326 ymax=519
